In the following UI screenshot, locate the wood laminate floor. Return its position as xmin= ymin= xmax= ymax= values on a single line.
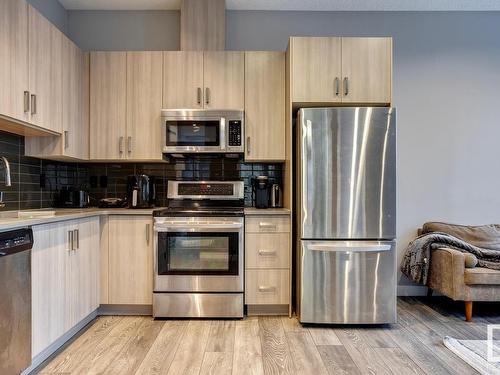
xmin=38 ymin=297 xmax=500 ymax=375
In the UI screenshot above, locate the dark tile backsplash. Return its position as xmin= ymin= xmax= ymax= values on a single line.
xmin=0 ymin=131 xmax=283 ymax=210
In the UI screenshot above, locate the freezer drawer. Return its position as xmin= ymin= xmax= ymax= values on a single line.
xmin=299 ymin=240 xmax=396 ymax=324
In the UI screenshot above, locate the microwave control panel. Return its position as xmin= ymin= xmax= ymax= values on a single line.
xmin=228 ymin=121 xmax=242 ymax=147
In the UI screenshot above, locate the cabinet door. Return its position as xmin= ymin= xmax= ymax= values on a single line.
xmin=245 ymin=52 xmax=285 ymax=161
xmin=89 ymin=52 xmax=126 ymax=160
xmin=65 ymin=217 xmax=99 ymax=331
xmin=291 ymin=37 xmax=342 ymax=103
xmin=126 ymin=52 xmax=163 ymax=160
xmin=203 ymin=51 xmax=244 ymax=109
xmin=25 ymin=38 xmax=89 ymax=159
xmin=63 ymin=38 xmax=89 ymax=159
xmin=28 ymin=5 xmax=63 ymax=133
xmin=0 ymin=0 xmax=29 ymax=122
xmin=32 ymin=221 xmax=69 ymax=357
xmin=163 ymin=51 xmax=204 ymax=109
xmin=108 ymin=216 xmax=153 ymax=304
xmin=341 ymin=37 xmax=392 ymax=104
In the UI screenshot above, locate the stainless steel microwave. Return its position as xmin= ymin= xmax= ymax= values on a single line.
xmin=161 ymin=109 xmax=244 ymax=154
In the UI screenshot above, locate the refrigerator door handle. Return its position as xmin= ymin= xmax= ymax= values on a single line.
xmin=308 ymin=242 xmax=391 ymax=253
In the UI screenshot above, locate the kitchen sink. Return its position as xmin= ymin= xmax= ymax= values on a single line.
xmin=0 ymin=210 xmax=57 ymax=219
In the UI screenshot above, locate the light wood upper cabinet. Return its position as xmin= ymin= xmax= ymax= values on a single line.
xmin=90 ymin=51 xmax=163 ymax=161
xmin=290 ymin=36 xmax=392 ymax=104
xmin=25 ymin=37 xmax=89 ymax=160
xmin=341 ymin=37 xmax=392 ymax=104
xmin=203 ymin=51 xmax=245 ymax=109
xmin=163 ymin=51 xmax=204 ymax=109
xmin=163 ymin=51 xmax=244 ymax=110
xmin=89 ymin=52 xmax=127 ymax=160
xmin=290 ymin=37 xmax=342 ymax=103
xmin=245 ymin=51 xmax=285 ymax=162
xmin=62 ymin=39 xmax=89 ymax=159
xmin=28 ymin=5 xmax=63 ymax=133
xmin=108 ymin=215 xmax=153 ymax=305
xmin=126 ymin=51 xmax=163 ymax=160
xmin=0 ymin=0 xmax=29 ymax=123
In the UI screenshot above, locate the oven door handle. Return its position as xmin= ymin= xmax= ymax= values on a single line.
xmin=155 ymin=223 xmax=243 ymax=232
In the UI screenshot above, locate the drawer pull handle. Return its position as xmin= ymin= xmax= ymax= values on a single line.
xmin=258 ymin=286 xmax=276 ymax=292
xmin=259 ymin=223 xmax=277 ymax=230
xmin=258 ymin=250 xmax=276 ymax=256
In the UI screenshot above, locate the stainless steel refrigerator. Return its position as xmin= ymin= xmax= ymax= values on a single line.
xmin=297 ymin=107 xmax=396 ymax=324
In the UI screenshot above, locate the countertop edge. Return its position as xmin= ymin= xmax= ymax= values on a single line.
xmin=0 ymin=208 xmax=158 ymax=232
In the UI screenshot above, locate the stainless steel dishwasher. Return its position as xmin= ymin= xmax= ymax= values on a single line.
xmin=0 ymin=228 xmax=33 ymax=375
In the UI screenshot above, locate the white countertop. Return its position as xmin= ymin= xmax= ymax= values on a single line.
xmin=0 ymin=208 xmax=160 ymax=232
xmin=244 ymin=208 xmax=291 ymax=215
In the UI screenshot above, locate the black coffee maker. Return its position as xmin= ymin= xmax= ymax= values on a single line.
xmin=127 ymin=175 xmax=156 ymax=208
xmin=251 ymin=176 xmax=271 ymax=208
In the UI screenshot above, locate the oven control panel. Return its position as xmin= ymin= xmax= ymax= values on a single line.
xmin=228 ymin=121 xmax=242 ymax=147
xmin=178 ymin=183 xmax=234 ymax=196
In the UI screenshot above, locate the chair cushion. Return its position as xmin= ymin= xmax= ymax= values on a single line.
xmin=464 ymin=267 xmax=500 ymax=285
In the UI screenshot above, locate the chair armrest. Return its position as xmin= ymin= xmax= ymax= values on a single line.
xmin=428 ymin=247 xmax=466 ymax=300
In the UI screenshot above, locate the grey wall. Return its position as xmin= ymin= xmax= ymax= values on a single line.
xmin=68 ymin=10 xmax=180 ymax=51
xmin=66 ymin=10 xmax=500 ymax=292
xmin=27 ymin=0 xmax=68 ymax=34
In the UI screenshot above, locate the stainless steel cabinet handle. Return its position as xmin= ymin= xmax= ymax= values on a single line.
xmin=246 ymin=137 xmax=250 ymax=154
xmin=205 ymin=87 xmax=210 ymax=105
xmin=146 ymin=224 xmax=150 ymax=245
xmin=197 ymin=87 xmax=202 ymax=105
xmin=24 ymin=91 xmax=30 ymax=113
xmin=73 ymin=229 xmax=79 ymax=250
xmin=119 ymin=136 xmax=124 ymax=154
xmin=334 ymin=77 xmax=340 ymax=96
xmin=30 ymin=94 xmax=36 ymax=115
xmin=127 ymin=136 xmax=132 ymax=154
xmin=68 ymin=230 xmax=74 ymax=251
xmin=343 ymin=77 xmax=349 ymax=96
xmin=258 ymin=250 xmax=276 ymax=256
xmin=258 ymin=286 xmax=276 ymax=292
xmin=64 ymin=131 xmax=69 ymax=149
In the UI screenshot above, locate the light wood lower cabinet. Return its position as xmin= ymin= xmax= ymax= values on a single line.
xmin=31 ymin=217 xmax=99 ymax=358
xmin=107 ymin=215 xmax=153 ymax=305
xmin=245 ymin=269 xmax=290 ymax=305
xmin=245 ymin=214 xmax=291 ymax=311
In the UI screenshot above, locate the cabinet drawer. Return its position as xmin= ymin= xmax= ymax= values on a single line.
xmin=246 ymin=233 xmax=290 ymax=269
xmin=245 ymin=269 xmax=289 ymax=305
xmin=245 ymin=216 xmax=290 ymax=233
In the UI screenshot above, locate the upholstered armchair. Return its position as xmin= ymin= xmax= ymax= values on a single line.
xmin=427 ymin=247 xmax=500 ymax=321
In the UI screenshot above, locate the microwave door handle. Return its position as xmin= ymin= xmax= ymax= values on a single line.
xmin=220 ymin=117 xmax=226 ymax=150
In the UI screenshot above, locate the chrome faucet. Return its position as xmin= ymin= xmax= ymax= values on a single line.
xmin=0 ymin=156 xmax=11 ymax=208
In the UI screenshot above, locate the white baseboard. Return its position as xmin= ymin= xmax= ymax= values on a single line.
xmin=397 ymin=285 xmax=428 ymax=296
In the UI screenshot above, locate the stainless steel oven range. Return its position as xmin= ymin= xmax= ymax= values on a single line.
xmin=153 ymin=180 xmax=244 ymax=318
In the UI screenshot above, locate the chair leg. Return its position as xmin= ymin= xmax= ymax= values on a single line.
xmin=427 ymin=288 xmax=433 ymax=298
xmin=465 ymin=301 xmax=473 ymax=322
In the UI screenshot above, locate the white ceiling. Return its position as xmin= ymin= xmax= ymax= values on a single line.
xmin=59 ymin=0 xmax=500 ymax=11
